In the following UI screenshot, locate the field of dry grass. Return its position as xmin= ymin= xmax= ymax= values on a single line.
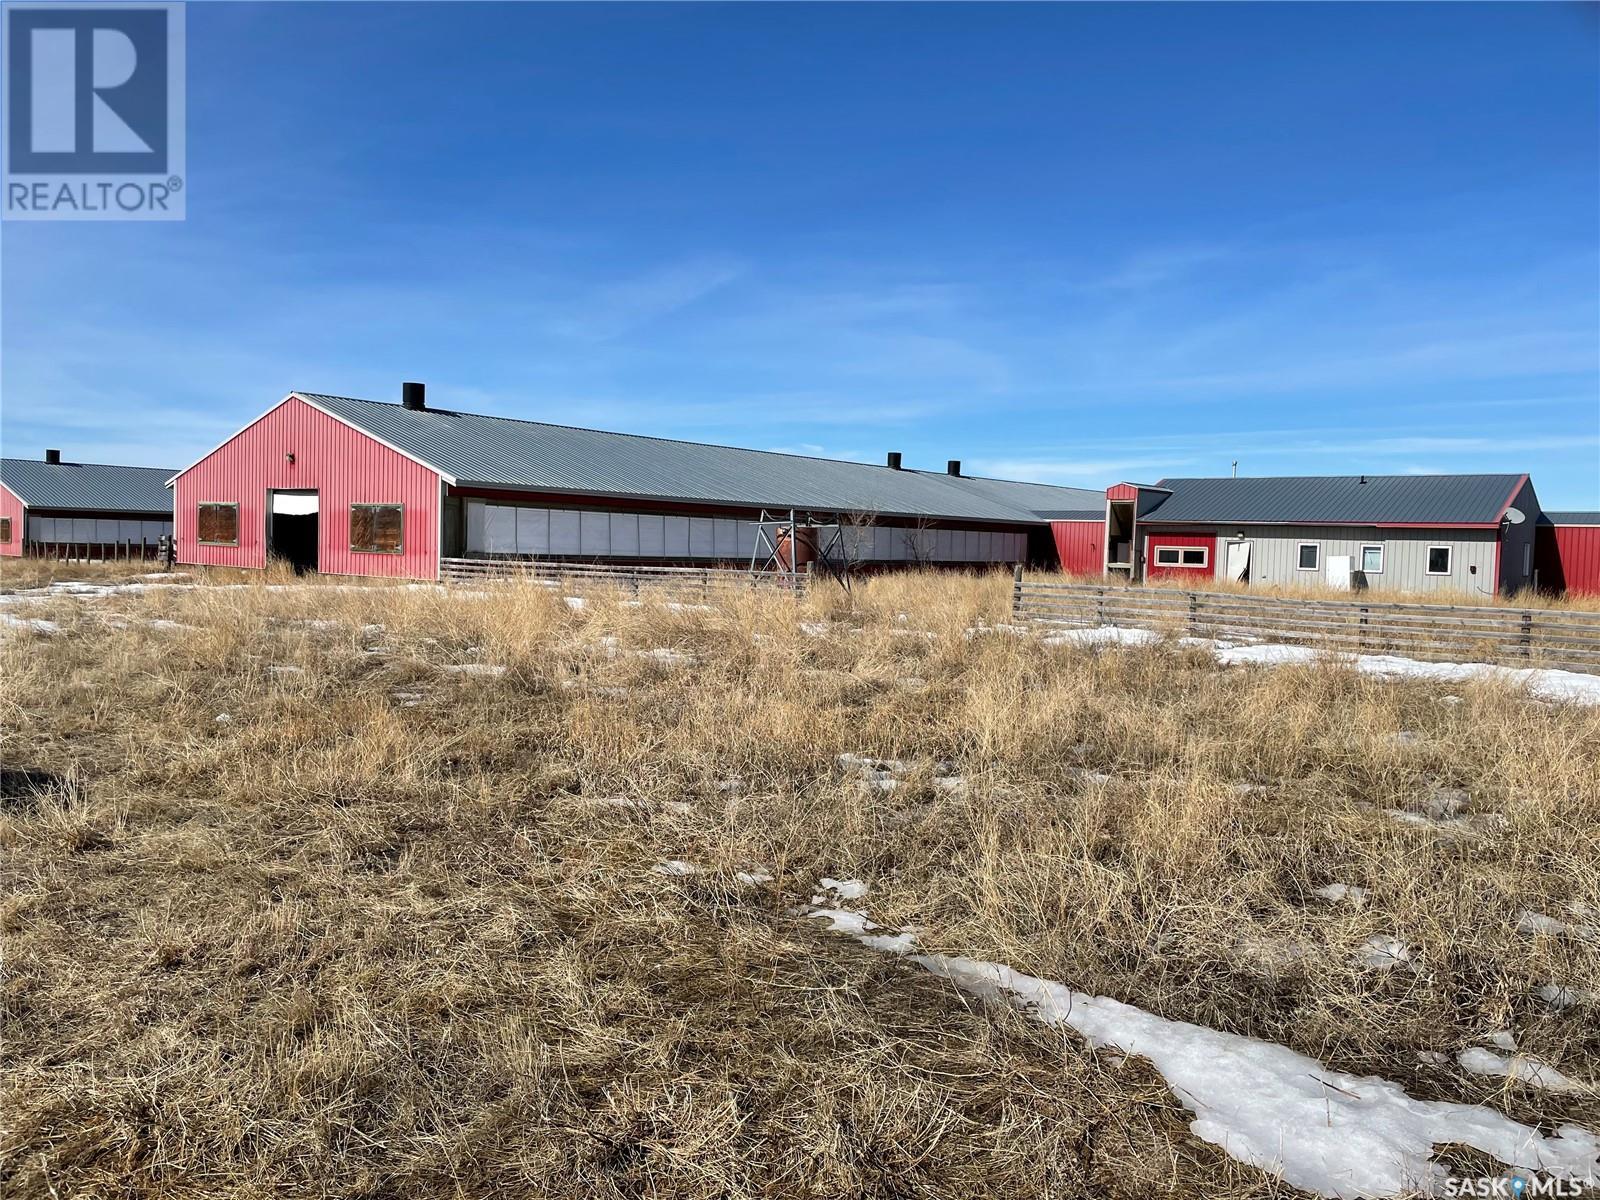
xmin=2 ymin=563 xmax=1596 ymax=1198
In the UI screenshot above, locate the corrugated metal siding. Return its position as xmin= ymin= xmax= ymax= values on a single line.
xmin=0 ymin=484 xmax=22 ymax=558
xmin=1145 ymin=475 xmax=1522 ymax=525
xmin=1538 ymin=523 xmax=1600 ymax=595
xmin=1143 ymin=532 xmax=1217 ymax=581
xmin=174 ymin=396 xmax=441 ymax=578
xmin=1496 ymin=478 xmax=1540 ymax=595
xmin=0 ymin=459 xmax=176 ymax=512
xmin=1051 ymin=520 xmax=1103 ymax=575
xmin=296 ymin=393 xmax=1093 ymax=523
xmin=1221 ymin=525 xmax=1498 ymax=596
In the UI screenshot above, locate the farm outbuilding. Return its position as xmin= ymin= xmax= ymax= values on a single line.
xmin=1 ymin=452 xmax=175 ymax=560
xmin=1535 ymin=512 xmax=1600 ymax=595
xmin=1049 ymin=474 xmax=1548 ymax=598
xmin=168 ymin=385 xmax=1102 ymax=580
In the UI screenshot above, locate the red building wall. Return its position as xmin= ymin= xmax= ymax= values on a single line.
xmin=0 ymin=484 xmax=22 ymax=558
xmin=172 ymin=396 xmax=442 ymax=579
xmin=1050 ymin=520 xmax=1104 ymax=575
xmin=1143 ymin=532 xmax=1217 ymax=581
xmin=1537 ymin=523 xmax=1600 ymax=595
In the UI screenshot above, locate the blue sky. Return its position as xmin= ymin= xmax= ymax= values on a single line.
xmin=4 ymin=2 xmax=1598 ymax=505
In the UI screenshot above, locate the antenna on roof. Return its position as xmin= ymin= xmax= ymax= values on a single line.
xmin=1359 ymin=474 xmax=1367 ymax=484
xmin=1231 ymin=460 xmax=1237 ymax=478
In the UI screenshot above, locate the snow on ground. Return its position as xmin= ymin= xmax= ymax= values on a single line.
xmin=802 ymin=881 xmax=1599 ymax=1198
xmin=0 ymin=613 xmax=61 ymax=634
xmin=1355 ymin=935 xmax=1414 ymax=971
xmin=1045 ymin=624 xmax=1600 ymax=705
xmin=1517 ymin=911 xmax=1599 ymax=943
xmin=1456 ymin=1047 xmax=1583 ymax=1094
xmin=439 ymin=663 xmax=507 ymax=677
xmin=1313 ymin=883 xmax=1368 ymax=908
xmin=651 ymin=859 xmax=701 ymax=877
xmin=1536 ymin=983 xmax=1598 ymax=1011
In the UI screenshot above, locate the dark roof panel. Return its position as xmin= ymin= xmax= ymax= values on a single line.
xmin=1542 ymin=511 xmax=1600 ymax=526
xmin=300 ymin=392 xmax=1101 ymax=524
xmin=1 ymin=458 xmax=175 ymax=513
xmin=1143 ymin=475 xmax=1523 ymax=526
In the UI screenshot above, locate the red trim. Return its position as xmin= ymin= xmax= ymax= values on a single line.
xmin=1495 ymin=474 xmax=1530 ymax=523
xmin=1140 ymin=519 xmax=1499 ymax=530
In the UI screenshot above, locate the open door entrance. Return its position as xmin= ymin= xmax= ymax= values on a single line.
xmin=269 ymin=490 xmax=319 ymax=573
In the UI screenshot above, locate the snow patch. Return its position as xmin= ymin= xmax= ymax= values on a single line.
xmin=1314 ymin=883 xmax=1368 ymax=908
xmin=807 ymin=902 xmax=1600 ymax=1197
xmin=1457 ymin=1047 xmax=1582 ymax=1094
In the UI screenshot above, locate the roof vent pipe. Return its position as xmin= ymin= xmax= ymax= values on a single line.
xmin=946 ymin=460 xmax=961 ymax=476
xmin=44 ymin=448 xmax=61 ymax=464
xmin=886 ymin=451 xmax=902 ymax=470
xmin=402 ymin=381 xmax=426 ymax=411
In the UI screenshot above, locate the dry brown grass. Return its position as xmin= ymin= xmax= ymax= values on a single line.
xmin=2 ymin=566 xmax=1596 ymax=1199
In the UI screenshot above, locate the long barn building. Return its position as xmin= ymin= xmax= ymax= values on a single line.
xmin=166 ymin=383 xmax=1600 ymax=597
xmin=2 ymin=451 xmax=175 ymax=559
xmin=167 ymin=385 xmax=1101 ymax=579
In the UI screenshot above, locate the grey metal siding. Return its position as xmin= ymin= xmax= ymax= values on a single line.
xmin=462 ymin=498 xmax=1026 ymax=563
xmin=1224 ymin=525 xmax=1499 ymax=596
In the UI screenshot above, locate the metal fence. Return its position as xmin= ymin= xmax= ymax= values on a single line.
xmin=23 ymin=540 xmax=163 ymax=563
xmin=1011 ymin=573 xmax=1600 ymax=674
xmin=440 ymin=557 xmax=808 ymax=601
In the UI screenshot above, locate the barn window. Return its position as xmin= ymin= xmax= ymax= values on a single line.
xmin=197 ymin=503 xmax=239 ymax=545
xmin=0 ymin=517 xmax=10 ymax=543
xmin=1297 ymin=542 xmax=1320 ymax=571
xmin=1180 ymin=547 xmax=1207 ymax=567
xmin=1360 ymin=544 xmax=1384 ymax=574
xmin=350 ymin=504 xmax=403 ymax=554
xmin=1155 ymin=547 xmax=1181 ymax=566
xmin=1426 ymin=545 xmax=1452 ymax=575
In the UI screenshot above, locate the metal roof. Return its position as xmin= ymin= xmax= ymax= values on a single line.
xmin=1141 ymin=474 xmax=1525 ymax=526
xmin=299 ymin=392 xmax=1103 ymax=524
xmin=1 ymin=458 xmax=176 ymax=513
xmin=1542 ymin=511 xmax=1600 ymax=526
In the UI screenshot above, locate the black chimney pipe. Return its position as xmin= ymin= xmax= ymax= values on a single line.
xmin=946 ymin=459 xmax=961 ymax=476
xmin=402 ymin=381 xmax=426 ymax=411
xmin=886 ymin=451 xmax=902 ymax=470
xmin=44 ymin=448 xmax=61 ymax=464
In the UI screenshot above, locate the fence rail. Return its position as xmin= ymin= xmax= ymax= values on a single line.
xmin=440 ymin=556 xmax=807 ymax=600
xmin=1011 ymin=575 xmax=1600 ymax=674
xmin=24 ymin=540 xmax=162 ymax=563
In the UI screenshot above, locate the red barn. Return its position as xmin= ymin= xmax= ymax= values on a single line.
xmin=2 ymin=451 xmax=175 ymax=560
xmin=1536 ymin=512 xmax=1600 ymax=595
xmin=168 ymin=384 xmax=1102 ymax=580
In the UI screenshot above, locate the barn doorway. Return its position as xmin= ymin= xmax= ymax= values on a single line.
xmin=269 ymin=490 xmax=319 ymax=573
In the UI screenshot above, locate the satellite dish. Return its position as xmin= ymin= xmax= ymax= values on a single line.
xmin=1503 ymin=507 xmax=1526 ymax=525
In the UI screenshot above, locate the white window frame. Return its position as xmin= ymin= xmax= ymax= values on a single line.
xmin=1154 ymin=546 xmax=1182 ymax=566
xmin=1179 ymin=546 xmax=1208 ymax=568
xmin=1296 ymin=542 xmax=1321 ymax=571
xmin=1425 ymin=545 xmax=1453 ymax=576
xmin=1359 ymin=543 xmax=1384 ymax=575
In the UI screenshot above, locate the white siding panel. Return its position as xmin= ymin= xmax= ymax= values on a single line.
xmin=611 ymin=512 xmax=639 ymax=556
xmin=484 ymin=505 xmax=516 ymax=553
xmin=517 ymin=507 xmax=549 ymax=555
xmin=639 ymin=514 xmax=665 ymax=556
xmin=466 ymin=500 xmax=486 ymax=552
xmin=579 ymin=511 xmax=610 ymax=555
xmin=549 ymin=509 xmax=581 ymax=555
xmin=664 ymin=515 xmax=690 ymax=557
xmin=713 ymin=518 xmax=737 ymax=558
xmin=689 ymin=517 xmax=714 ymax=557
